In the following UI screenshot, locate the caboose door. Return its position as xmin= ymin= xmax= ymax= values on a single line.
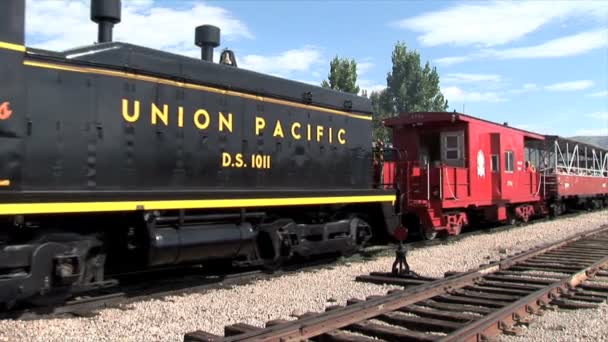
xmin=490 ymin=133 xmax=502 ymax=200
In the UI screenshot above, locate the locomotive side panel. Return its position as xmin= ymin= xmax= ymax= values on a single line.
xmin=13 ymin=60 xmax=372 ymax=202
xmin=0 ymin=0 xmax=25 ymax=193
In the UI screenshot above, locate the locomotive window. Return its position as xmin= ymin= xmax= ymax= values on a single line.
xmin=505 ymin=151 xmax=514 ymax=172
xmin=491 ymin=154 xmax=499 ymax=172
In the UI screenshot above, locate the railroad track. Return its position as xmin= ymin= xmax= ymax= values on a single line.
xmin=0 ymin=249 xmax=390 ymax=320
xmin=1 ymin=209 xmax=599 ymax=320
xmin=185 ymin=224 xmax=608 ymax=342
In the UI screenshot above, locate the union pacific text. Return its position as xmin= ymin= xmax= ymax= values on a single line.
xmin=121 ymin=99 xmax=347 ymax=145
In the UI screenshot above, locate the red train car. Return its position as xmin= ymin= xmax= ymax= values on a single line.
xmin=542 ymin=135 xmax=608 ymax=214
xmin=381 ymin=112 xmax=607 ymax=240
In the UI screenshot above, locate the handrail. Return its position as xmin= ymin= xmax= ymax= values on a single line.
xmin=439 ymin=163 xmax=443 ymax=199
xmin=532 ymin=168 xmax=543 ymax=197
xmin=548 ymin=166 xmax=608 ymax=178
xmin=426 ymin=161 xmax=430 ymax=201
xmin=443 ymin=167 xmax=459 ymax=200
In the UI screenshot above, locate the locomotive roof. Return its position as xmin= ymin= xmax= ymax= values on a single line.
xmin=25 ymin=42 xmax=373 ymax=116
xmin=384 ymin=111 xmax=545 ymax=140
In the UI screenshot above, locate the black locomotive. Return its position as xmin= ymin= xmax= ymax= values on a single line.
xmin=0 ymin=0 xmax=397 ymax=307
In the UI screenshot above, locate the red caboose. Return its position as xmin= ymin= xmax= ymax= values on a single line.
xmin=384 ymin=112 xmax=545 ymax=239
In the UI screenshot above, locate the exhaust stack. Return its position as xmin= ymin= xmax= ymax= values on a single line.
xmin=91 ymin=0 xmax=121 ymax=43
xmin=195 ymin=25 xmax=220 ymax=62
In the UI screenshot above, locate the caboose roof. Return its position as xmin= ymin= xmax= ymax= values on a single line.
xmin=383 ymin=111 xmax=545 ymax=140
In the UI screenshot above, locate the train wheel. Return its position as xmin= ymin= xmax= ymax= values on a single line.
xmin=594 ymin=199 xmax=603 ymax=210
xmin=507 ymin=212 xmax=518 ymax=226
xmin=448 ymin=223 xmax=462 ymax=236
xmin=82 ymin=251 xmax=106 ymax=285
xmin=419 ymin=225 xmax=438 ymax=240
xmin=348 ymin=215 xmax=373 ymax=247
xmin=549 ymin=203 xmax=561 ymax=218
xmin=258 ymin=219 xmax=292 ymax=271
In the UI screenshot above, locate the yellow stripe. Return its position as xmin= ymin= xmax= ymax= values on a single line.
xmin=0 ymin=195 xmax=395 ymax=215
xmin=23 ymin=60 xmax=372 ymax=121
xmin=0 ymin=41 xmax=25 ymax=52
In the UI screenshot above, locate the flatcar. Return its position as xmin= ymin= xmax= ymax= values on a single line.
xmin=382 ymin=112 xmax=608 ymax=240
xmin=0 ymin=0 xmax=398 ymax=307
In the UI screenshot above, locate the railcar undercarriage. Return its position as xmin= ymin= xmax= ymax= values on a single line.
xmin=0 ymin=203 xmax=388 ymax=308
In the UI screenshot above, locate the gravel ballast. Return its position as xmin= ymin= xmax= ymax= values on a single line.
xmin=0 ymin=211 xmax=606 ymax=342
xmin=501 ymin=303 xmax=608 ymax=342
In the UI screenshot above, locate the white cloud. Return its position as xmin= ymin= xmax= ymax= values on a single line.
xmin=510 ymin=83 xmax=539 ymax=94
xmin=443 ymin=73 xmax=501 ymax=83
xmin=25 ymin=0 xmax=252 ymax=56
xmin=393 ymin=1 xmax=608 ymax=47
xmin=575 ymin=128 xmax=608 ymax=136
xmin=433 ymin=28 xmax=608 ymax=65
xmin=493 ymin=29 xmax=608 ymax=59
xmin=442 ymin=86 xmax=506 ymax=103
xmin=545 ymin=80 xmax=594 ymax=91
xmin=357 ymin=61 xmax=375 ymax=76
xmin=238 ymin=46 xmax=323 ymax=76
xmin=587 ymin=112 xmax=608 ymax=120
xmin=358 ymin=79 xmax=385 ymax=94
xmin=588 ymin=90 xmax=608 ymax=97
xmin=434 ymin=56 xmax=472 ymax=66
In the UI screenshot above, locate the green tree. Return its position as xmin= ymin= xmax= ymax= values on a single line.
xmin=370 ymin=89 xmax=393 ymax=142
xmin=321 ymin=56 xmax=360 ymax=94
xmin=385 ymin=42 xmax=448 ymax=113
xmin=372 ymin=42 xmax=448 ymax=141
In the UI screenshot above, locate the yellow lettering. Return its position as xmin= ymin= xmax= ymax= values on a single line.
xmin=338 ymin=129 xmax=346 ymax=145
xmin=329 ymin=127 xmax=333 ymax=143
xmin=316 ymin=125 xmax=324 ymax=142
xmin=219 ymin=112 xmax=233 ymax=132
xmin=255 ymin=117 xmax=266 ymax=135
xmin=291 ymin=122 xmax=301 ymax=140
xmin=235 ymin=154 xmax=244 ymax=167
xmin=122 ymin=99 xmax=140 ymax=123
xmin=151 ymin=103 xmax=169 ymax=126
xmin=194 ymin=109 xmax=210 ymax=130
xmin=177 ymin=106 xmax=184 ymax=128
xmin=222 ymin=152 xmax=231 ymax=166
xmin=273 ymin=121 xmax=284 ymax=138
xmin=307 ymin=124 xmax=312 ymax=141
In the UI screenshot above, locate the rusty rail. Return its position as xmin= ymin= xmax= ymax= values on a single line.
xmin=185 ymin=225 xmax=608 ymax=342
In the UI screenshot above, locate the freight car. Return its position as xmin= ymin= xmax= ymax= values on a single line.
xmin=0 ymin=0 xmax=398 ymax=307
xmin=382 ymin=112 xmax=608 ymax=240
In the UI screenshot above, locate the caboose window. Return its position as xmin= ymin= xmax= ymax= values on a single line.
xmin=442 ymin=132 xmax=463 ymax=162
xmin=505 ymin=151 xmax=514 ymax=172
xmin=491 ymin=154 xmax=499 ymax=172
xmin=446 ymin=136 xmax=459 ymax=149
xmin=446 ymin=150 xmax=459 ymax=159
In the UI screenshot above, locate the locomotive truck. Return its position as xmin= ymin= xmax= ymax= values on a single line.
xmin=0 ymin=0 xmax=398 ymax=307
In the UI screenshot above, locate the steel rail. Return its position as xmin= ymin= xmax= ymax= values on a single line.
xmin=202 ymin=224 xmax=608 ymax=342
xmin=439 ymin=250 xmax=608 ymax=341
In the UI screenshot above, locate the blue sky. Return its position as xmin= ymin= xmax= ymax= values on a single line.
xmin=24 ymin=0 xmax=608 ymax=136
